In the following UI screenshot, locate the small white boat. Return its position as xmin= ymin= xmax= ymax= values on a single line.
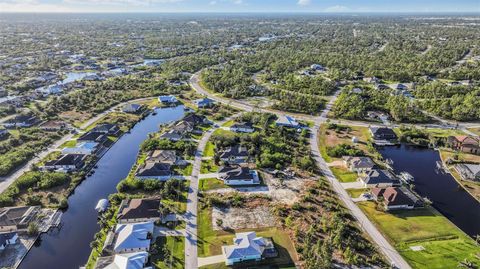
xmin=399 ymin=172 xmax=414 ymax=183
xmin=95 ymin=199 xmax=109 ymax=213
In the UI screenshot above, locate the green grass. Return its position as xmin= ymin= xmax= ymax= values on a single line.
xmin=358 ymin=201 xmax=480 ymax=269
xmin=60 ymin=140 xmax=77 ymax=148
xmin=151 ymin=236 xmax=185 ymax=269
xmin=330 ymin=166 xmax=358 ymax=183
xmin=174 ymin=164 xmax=193 ymax=176
xmin=346 ymin=188 xmax=368 ymax=198
xmin=221 ymin=120 xmax=235 ymax=127
xmin=197 ymin=206 xmax=297 ymax=266
xmin=203 ymin=141 xmax=215 ymax=157
xmin=200 ymin=159 xmax=219 ymax=174
xmin=199 ymin=178 xmax=226 ymax=191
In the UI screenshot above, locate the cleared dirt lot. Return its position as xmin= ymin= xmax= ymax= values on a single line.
xmin=212 ymin=206 xmax=276 ymax=230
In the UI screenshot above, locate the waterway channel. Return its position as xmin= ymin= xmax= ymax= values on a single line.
xmin=378 ymin=144 xmax=480 ymax=238
xmin=18 ymin=106 xmax=185 ymax=269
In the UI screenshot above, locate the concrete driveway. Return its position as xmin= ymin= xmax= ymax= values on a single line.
xmin=198 ymin=255 xmax=225 ymax=267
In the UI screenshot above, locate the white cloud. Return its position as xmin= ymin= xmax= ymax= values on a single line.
xmin=297 ymin=0 xmax=310 ymax=6
xmin=233 ymin=0 xmax=242 ymax=4
xmin=63 ymin=0 xmax=184 ymax=7
xmin=324 ymin=5 xmax=350 ymax=12
xmin=209 ymin=0 xmax=217 ymax=5
xmin=0 ymin=1 xmax=73 ymax=12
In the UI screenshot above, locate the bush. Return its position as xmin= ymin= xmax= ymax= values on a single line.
xmin=327 ymin=144 xmax=364 ymax=158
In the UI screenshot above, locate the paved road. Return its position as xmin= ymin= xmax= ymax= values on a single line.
xmin=189 ymin=72 xmax=412 ymax=268
xmin=184 ymin=115 xmax=239 ymax=269
xmin=0 ymin=97 xmax=157 ymax=194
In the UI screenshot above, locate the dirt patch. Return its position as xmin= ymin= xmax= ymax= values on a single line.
xmin=212 ymin=206 xmax=276 ymax=230
xmin=262 ymin=172 xmax=313 ymax=205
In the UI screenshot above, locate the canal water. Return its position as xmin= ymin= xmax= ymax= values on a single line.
xmin=18 ymin=106 xmax=185 ymax=269
xmin=378 ymin=144 xmax=480 ymax=238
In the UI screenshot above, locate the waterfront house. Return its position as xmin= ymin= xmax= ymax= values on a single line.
xmin=343 ymin=156 xmax=375 ymax=173
xmin=194 ymin=98 xmax=215 ymax=108
xmin=183 ymin=113 xmax=208 ymax=126
xmin=219 ymin=145 xmax=249 ymax=164
xmin=42 ymin=154 xmax=87 ymax=172
xmin=112 ymin=221 xmax=154 ymax=253
xmin=230 ymin=122 xmax=255 ymax=133
xmin=39 ymin=120 xmax=68 ymax=132
xmin=78 ymin=131 xmax=108 ymax=145
xmin=372 ymin=187 xmax=422 ymax=210
xmin=219 ymin=166 xmax=260 ymax=186
xmin=122 ymin=103 xmax=143 ymax=114
xmin=171 ymin=120 xmax=195 ymax=134
xmin=222 ymin=232 xmax=276 ymax=266
xmin=158 ymin=95 xmax=177 ymax=104
xmin=62 ymin=142 xmax=100 ymax=155
xmin=275 ymin=115 xmax=299 ymax=128
xmin=0 ymin=206 xmax=40 ymax=233
xmin=359 ymin=169 xmax=400 ymax=188
xmin=117 ymin=198 xmax=162 ymax=224
xmin=1 ymin=114 xmax=39 ymax=128
xmin=135 ymin=162 xmax=172 ymax=180
xmin=447 ymin=136 xmax=480 ymax=155
xmin=454 ymin=164 xmax=480 ymax=181
xmin=0 ymin=232 xmax=18 ymax=251
xmin=96 ymin=251 xmax=150 ymax=269
xmin=369 ymin=127 xmax=397 ymax=140
xmin=159 ymin=130 xmax=183 ymax=142
xmin=92 ymin=123 xmax=121 ymax=137
xmin=146 ymin=150 xmax=186 ymax=166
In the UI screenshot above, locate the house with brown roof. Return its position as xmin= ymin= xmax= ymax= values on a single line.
xmin=343 ymin=156 xmax=375 ymax=173
xmin=39 ymin=120 xmax=68 ymax=131
xmin=372 ymin=187 xmax=422 ymax=210
xmin=0 ymin=206 xmax=40 ymax=233
xmin=146 ymin=150 xmax=186 ymax=166
xmin=117 ymin=198 xmax=162 ymax=224
xmin=447 ymin=136 xmax=480 ymax=155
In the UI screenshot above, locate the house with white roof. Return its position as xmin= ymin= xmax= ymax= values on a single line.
xmin=222 ymin=232 xmax=275 ymax=265
xmin=113 ymin=221 xmax=154 ymax=253
xmin=158 ymin=95 xmax=177 ymax=104
xmin=100 ymin=251 xmax=152 ymax=269
xmin=275 ymin=115 xmax=299 ymax=128
xmin=194 ymin=98 xmax=215 ymax=108
xmin=62 ymin=142 xmax=100 ymax=155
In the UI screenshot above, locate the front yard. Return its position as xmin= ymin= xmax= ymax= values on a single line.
xmin=330 ymin=166 xmax=358 ymax=183
xmin=151 ymin=236 xmax=185 ymax=269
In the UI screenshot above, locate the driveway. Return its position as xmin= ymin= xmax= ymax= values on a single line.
xmin=341 ymin=181 xmax=365 ymax=189
xmin=198 ymin=255 xmax=225 ymax=267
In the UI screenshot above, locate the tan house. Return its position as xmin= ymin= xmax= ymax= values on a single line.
xmin=447 ymin=136 xmax=480 ymax=155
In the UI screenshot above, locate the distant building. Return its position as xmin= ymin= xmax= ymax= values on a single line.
xmin=363 ymin=77 xmax=380 ymax=84
xmin=0 ymin=129 xmax=8 ymax=140
xmin=222 ymin=232 xmax=276 ymax=266
xmin=194 ymin=98 xmax=215 ymax=108
xmin=454 ymin=164 xmax=480 ymax=181
xmin=275 ymin=115 xmax=299 ymax=128
xmin=122 ymin=103 xmax=143 ymax=114
xmin=1 ymin=114 xmax=39 ymax=128
xmin=447 ymin=136 xmax=480 ymax=155
xmin=92 ymin=123 xmax=121 ymax=136
xmin=158 ymin=95 xmax=177 ymax=104
xmin=310 ymin=64 xmax=325 ymax=72
xmin=39 ymin=120 xmax=68 ymax=132
xmin=230 ymin=122 xmax=255 ymax=133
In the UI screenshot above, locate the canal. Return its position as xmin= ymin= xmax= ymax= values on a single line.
xmin=18 ymin=106 xmax=185 ymax=269
xmin=378 ymin=144 xmax=480 ymax=238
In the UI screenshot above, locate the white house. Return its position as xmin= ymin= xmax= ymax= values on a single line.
xmin=102 ymin=251 xmax=151 ymax=269
xmin=219 ymin=166 xmax=260 ymax=186
xmin=62 ymin=142 xmax=100 ymax=155
xmin=222 ymin=232 xmax=274 ymax=266
xmin=230 ymin=122 xmax=255 ymax=133
xmin=158 ymin=95 xmax=177 ymax=104
xmin=194 ymin=98 xmax=215 ymax=108
xmin=0 ymin=232 xmax=18 ymax=251
xmin=113 ymin=221 xmax=154 ymax=253
xmin=275 ymin=115 xmax=299 ymax=128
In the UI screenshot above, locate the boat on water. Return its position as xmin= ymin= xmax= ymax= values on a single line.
xmin=399 ymin=172 xmax=414 ymax=183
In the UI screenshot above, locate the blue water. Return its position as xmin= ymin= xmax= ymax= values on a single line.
xmin=18 ymin=106 xmax=184 ymax=269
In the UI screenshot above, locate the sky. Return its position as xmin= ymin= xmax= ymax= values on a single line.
xmin=0 ymin=0 xmax=479 ymax=13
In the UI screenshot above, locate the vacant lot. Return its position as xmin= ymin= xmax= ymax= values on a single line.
xmin=212 ymin=206 xmax=276 ymax=230
xmin=330 ymin=166 xmax=358 ymax=183
xmin=358 ymin=201 xmax=480 ymax=269
xmin=318 ymin=124 xmax=371 ymax=162
xmin=151 ymin=236 xmax=185 ymax=269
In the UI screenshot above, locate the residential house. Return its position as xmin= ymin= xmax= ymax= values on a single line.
xmin=219 ymin=166 xmax=260 ymax=186
xmin=375 ymin=84 xmax=390 ymax=90
xmin=117 ymin=198 xmax=162 ymax=224
xmin=372 ymin=187 xmax=422 ymax=210
xmin=172 ymin=120 xmax=195 ymax=134
xmin=158 ymin=95 xmax=177 ymax=104
xmin=96 ymin=252 xmax=151 ymax=269
xmin=0 ymin=87 xmax=7 ymax=97
xmin=92 ymin=124 xmax=121 ymax=137
xmin=359 ymin=169 xmax=400 ymax=188
xmin=230 ymin=122 xmax=255 ymax=133
xmin=0 ymin=232 xmax=18 ymax=251
xmin=370 ymin=127 xmax=397 ymax=141
xmin=343 ymin=156 xmax=375 ymax=173
xmin=310 ymin=64 xmax=325 ymax=72
xmin=194 ymin=98 xmax=215 ymax=108
xmin=222 ymin=232 xmax=276 ymax=266
xmin=146 ymin=150 xmax=186 ymax=166
xmin=78 ymin=131 xmax=108 ymax=145
xmin=183 ymin=113 xmax=207 ymax=126
xmin=39 ymin=120 xmax=68 ymax=132
xmin=135 ymin=162 xmax=172 ymax=180
xmin=122 ymin=103 xmax=143 ymax=114
xmin=111 ymin=221 xmax=154 ymax=253
xmin=0 ymin=129 xmax=8 ymax=140
xmin=219 ymin=145 xmax=249 ymax=164
xmin=351 ymin=88 xmax=363 ymax=94
xmin=159 ymin=130 xmax=183 ymax=142
xmin=1 ymin=114 xmax=39 ymax=128
xmin=0 ymin=206 xmax=40 ymax=233
xmin=447 ymin=136 xmax=480 ymax=155
xmin=363 ymin=77 xmax=380 ymax=84
xmin=62 ymin=142 xmax=100 ymax=155
xmin=454 ymin=164 xmax=480 ymax=181
xmin=42 ymin=154 xmax=87 ymax=172
xmin=275 ymin=115 xmax=299 ymax=128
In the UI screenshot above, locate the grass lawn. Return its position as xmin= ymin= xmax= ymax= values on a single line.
xmin=199 ymin=178 xmax=226 ymax=191
xmin=203 ymin=141 xmax=215 ymax=157
xmin=358 ymin=201 xmax=480 ymax=269
xmin=330 ymin=166 xmax=358 ymax=183
xmin=60 ymin=140 xmax=77 ymax=148
xmin=174 ymin=164 xmax=193 ymax=176
xmin=346 ymin=188 xmax=368 ymax=198
xmin=200 ymin=159 xmax=219 ymax=174
xmin=151 ymin=236 xmax=185 ymax=269
xmin=197 ymin=206 xmax=297 ymax=268
xmin=221 ymin=120 xmax=235 ymax=127
xmin=318 ymin=124 xmax=371 ymax=163
xmin=467 ymin=128 xmax=480 ymax=136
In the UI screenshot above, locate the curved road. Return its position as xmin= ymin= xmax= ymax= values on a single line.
xmin=189 ymin=72 xmax=412 ymax=269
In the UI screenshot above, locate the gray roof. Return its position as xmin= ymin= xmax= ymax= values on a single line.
xmin=219 ymin=145 xmax=249 ymax=159
xmin=222 ymin=232 xmax=266 ymax=260
xmin=343 ymin=156 xmax=375 ymax=169
xmin=136 ymin=162 xmax=171 ymax=177
xmin=362 ymin=169 xmax=399 ymax=185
